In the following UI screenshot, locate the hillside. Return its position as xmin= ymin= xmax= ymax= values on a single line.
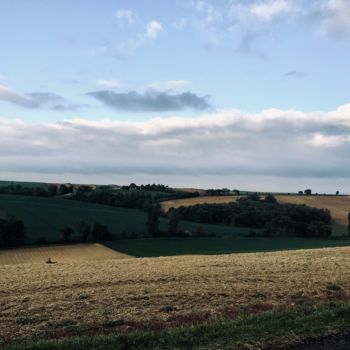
xmin=161 ymin=194 xmax=350 ymax=226
xmin=1 ymin=246 xmax=350 ymax=342
xmin=0 ymin=194 xmax=242 ymax=244
xmin=276 ymin=195 xmax=350 ymax=225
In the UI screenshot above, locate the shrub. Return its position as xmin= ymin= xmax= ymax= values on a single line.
xmin=307 ymin=221 xmax=332 ymax=238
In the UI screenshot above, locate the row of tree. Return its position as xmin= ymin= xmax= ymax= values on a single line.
xmin=60 ymin=222 xmax=113 ymax=243
xmin=172 ymin=195 xmax=333 ymax=237
xmin=71 ymin=188 xmax=199 ymax=210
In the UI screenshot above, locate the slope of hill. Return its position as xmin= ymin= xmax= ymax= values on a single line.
xmin=161 ymin=195 xmax=350 ymax=227
xmin=276 ymin=195 xmax=350 ymax=225
xmin=0 ymin=194 xmax=241 ymax=244
xmin=1 ymin=246 xmax=350 ymax=342
xmin=0 ymin=243 xmax=130 ymax=266
xmin=161 ymin=195 xmax=237 ymax=212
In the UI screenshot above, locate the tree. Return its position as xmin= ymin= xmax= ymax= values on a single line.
xmin=307 ymin=221 xmax=331 ymax=237
xmin=168 ymin=209 xmax=179 ymax=236
xmin=265 ymin=194 xmax=277 ymax=203
xmin=298 ymin=191 xmax=303 ymax=195
xmin=147 ymin=205 xmax=159 ymax=237
xmin=48 ymin=184 xmax=58 ymax=196
xmin=195 ymin=225 xmax=205 ymax=237
xmin=0 ymin=215 xmax=25 ymax=248
xmin=336 ymin=191 xmax=339 ymax=195
xmin=60 ymin=226 xmax=74 ymax=243
xmin=304 ymin=189 xmax=312 ymax=195
xmin=58 ymin=184 xmax=73 ymax=195
xmin=77 ymin=221 xmax=91 ymax=242
xmin=91 ymin=222 xmax=112 ymax=241
xmin=348 ymin=213 xmax=350 ymax=236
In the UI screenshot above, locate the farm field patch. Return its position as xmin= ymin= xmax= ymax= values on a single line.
xmin=161 ymin=195 xmax=237 ymax=212
xmin=1 ymin=246 xmax=350 ymax=342
xmin=276 ymin=195 xmax=350 ymax=225
xmin=0 ymin=243 xmax=130 ymax=266
xmin=106 ymin=236 xmax=350 ymax=257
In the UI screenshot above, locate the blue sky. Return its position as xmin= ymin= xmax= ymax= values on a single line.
xmin=1 ymin=0 xmax=350 ymax=192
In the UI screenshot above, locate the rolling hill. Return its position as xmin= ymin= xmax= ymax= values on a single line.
xmin=161 ymin=194 xmax=350 ymax=227
xmin=0 ymin=194 xmax=244 ymax=244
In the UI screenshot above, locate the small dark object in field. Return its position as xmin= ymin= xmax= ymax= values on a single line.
xmin=326 ymin=283 xmax=342 ymax=291
xmin=46 ymin=257 xmax=56 ymax=264
xmin=162 ymin=305 xmax=177 ymax=313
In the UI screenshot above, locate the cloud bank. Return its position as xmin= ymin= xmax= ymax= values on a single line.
xmin=0 ymin=103 xmax=350 ymax=190
xmin=0 ymin=85 xmax=79 ymax=111
xmin=87 ymin=89 xmax=211 ymax=112
xmin=183 ymin=0 xmax=350 ymax=51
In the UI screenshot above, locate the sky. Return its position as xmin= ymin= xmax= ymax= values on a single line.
xmin=0 ymin=0 xmax=350 ymax=192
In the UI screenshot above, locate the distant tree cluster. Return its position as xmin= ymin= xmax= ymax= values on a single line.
xmin=120 ymin=183 xmax=175 ymax=192
xmin=0 ymin=213 xmax=25 ymax=248
xmin=298 ymin=189 xmax=312 ymax=195
xmin=60 ymin=221 xmax=113 ymax=243
xmin=173 ymin=195 xmax=332 ymax=238
xmin=205 ymin=188 xmax=231 ymax=196
xmin=0 ymin=184 xmax=50 ymax=197
xmin=0 ymin=183 xmax=96 ymax=199
xmin=72 ymin=187 xmax=199 ymax=210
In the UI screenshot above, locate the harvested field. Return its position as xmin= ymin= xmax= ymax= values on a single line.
xmin=276 ymin=195 xmax=350 ymax=225
xmin=1 ymin=246 xmax=349 ymax=342
xmin=161 ymin=195 xmax=237 ymax=212
xmin=0 ymin=244 xmax=130 ymax=266
xmin=161 ymin=195 xmax=350 ymax=226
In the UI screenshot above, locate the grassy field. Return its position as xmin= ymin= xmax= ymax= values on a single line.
xmin=105 ymin=236 xmax=350 ymax=257
xmin=0 ymin=243 xmax=130 ymax=266
xmin=0 ymin=194 xmax=244 ymax=244
xmin=1 ymin=246 xmax=350 ymax=344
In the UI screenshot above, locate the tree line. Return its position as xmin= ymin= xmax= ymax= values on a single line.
xmin=172 ymin=195 xmax=333 ymax=237
xmin=0 ymin=213 xmax=25 ymax=248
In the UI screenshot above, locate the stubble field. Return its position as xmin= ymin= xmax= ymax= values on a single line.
xmin=0 ymin=243 xmax=130 ymax=266
xmin=1 ymin=246 xmax=349 ymax=343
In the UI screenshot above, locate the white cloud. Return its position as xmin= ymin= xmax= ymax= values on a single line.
xmin=1 ymin=103 xmax=350 ymax=191
xmin=114 ymin=9 xmax=137 ymax=25
xmin=250 ymin=0 xmax=298 ymax=22
xmin=97 ymin=79 xmax=125 ymax=88
xmin=145 ymin=20 xmax=163 ymax=39
xmin=308 ymin=133 xmax=350 ymax=148
xmin=316 ymin=0 xmax=350 ymax=38
xmin=145 ymin=80 xmax=189 ymax=91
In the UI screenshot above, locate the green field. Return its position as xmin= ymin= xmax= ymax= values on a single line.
xmin=106 ymin=236 xmax=350 ymax=257
xmin=0 ymin=194 xmax=247 ymax=244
